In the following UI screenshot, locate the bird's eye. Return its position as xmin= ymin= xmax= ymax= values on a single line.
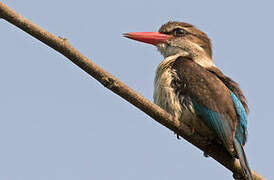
xmin=173 ymin=28 xmax=186 ymax=36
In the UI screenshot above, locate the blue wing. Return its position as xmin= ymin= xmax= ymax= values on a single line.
xmin=192 ymin=99 xmax=233 ymax=148
xmin=231 ymin=91 xmax=248 ymax=145
xmin=230 ymin=92 xmax=252 ymax=179
xmin=192 ymin=91 xmax=247 ymax=147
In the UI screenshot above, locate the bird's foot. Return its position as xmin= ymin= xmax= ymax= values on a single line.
xmin=174 ymin=126 xmax=194 ymax=139
xmin=201 ymin=138 xmax=214 ymax=158
xmin=233 ymin=172 xmax=246 ymax=180
xmin=203 ymin=152 xmax=209 ymax=158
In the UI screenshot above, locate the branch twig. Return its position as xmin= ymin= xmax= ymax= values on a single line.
xmin=0 ymin=2 xmax=265 ymax=180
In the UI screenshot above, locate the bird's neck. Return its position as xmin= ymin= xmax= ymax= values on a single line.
xmin=156 ymin=53 xmax=185 ymax=75
xmin=162 ymin=52 xmax=215 ymax=69
xmin=158 ymin=43 xmax=215 ymax=68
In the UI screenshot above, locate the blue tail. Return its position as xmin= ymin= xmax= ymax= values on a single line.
xmin=233 ymin=139 xmax=253 ymax=180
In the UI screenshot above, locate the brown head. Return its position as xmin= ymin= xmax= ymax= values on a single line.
xmin=124 ymin=21 xmax=214 ymax=67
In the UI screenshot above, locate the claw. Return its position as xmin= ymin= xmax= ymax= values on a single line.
xmin=233 ymin=172 xmax=245 ymax=180
xmin=203 ymin=152 xmax=209 ymax=158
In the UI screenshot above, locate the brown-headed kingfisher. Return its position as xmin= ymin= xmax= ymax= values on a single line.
xmin=124 ymin=21 xmax=252 ymax=180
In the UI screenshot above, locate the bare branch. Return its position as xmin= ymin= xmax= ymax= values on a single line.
xmin=0 ymin=2 xmax=265 ymax=180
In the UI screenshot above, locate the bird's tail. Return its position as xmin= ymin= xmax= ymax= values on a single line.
xmin=233 ymin=139 xmax=253 ymax=180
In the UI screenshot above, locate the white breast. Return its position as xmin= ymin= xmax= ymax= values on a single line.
xmin=153 ymin=55 xmax=214 ymax=137
xmin=153 ymin=55 xmax=184 ymax=127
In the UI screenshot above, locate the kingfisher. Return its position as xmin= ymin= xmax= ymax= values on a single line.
xmin=124 ymin=21 xmax=252 ymax=180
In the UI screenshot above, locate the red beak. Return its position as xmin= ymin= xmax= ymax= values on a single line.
xmin=123 ymin=32 xmax=172 ymax=46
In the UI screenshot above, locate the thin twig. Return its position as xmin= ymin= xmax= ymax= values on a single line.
xmin=0 ymin=2 xmax=266 ymax=180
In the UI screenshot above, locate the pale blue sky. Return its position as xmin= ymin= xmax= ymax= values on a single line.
xmin=0 ymin=1 xmax=273 ymax=179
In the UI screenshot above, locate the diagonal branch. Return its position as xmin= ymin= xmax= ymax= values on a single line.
xmin=0 ymin=2 xmax=265 ymax=180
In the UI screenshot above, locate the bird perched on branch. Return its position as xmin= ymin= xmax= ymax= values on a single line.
xmin=124 ymin=21 xmax=252 ymax=180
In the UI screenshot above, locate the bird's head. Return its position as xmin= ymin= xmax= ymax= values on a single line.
xmin=124 ymin=21 xmax=214 ymax=67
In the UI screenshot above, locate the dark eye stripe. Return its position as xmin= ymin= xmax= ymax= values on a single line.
xmin=162 ymin=28 xmax=188 ymax=36
xmin=174 ymin=28 xmax=186 ymax=36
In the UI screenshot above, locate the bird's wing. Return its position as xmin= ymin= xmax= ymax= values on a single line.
xmin=207 ymin=66 xmax=248 ymax=145
xmin=231 ymin=92 xmax=248 ymax=145
xmin=207 ymin=66 xmax=249 ymax=115
xmin=172 ymin=57 xmax=239 ymax=152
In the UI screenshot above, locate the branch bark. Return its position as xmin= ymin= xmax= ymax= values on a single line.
xmin=0 ymin=2 xmax=266 ymax=180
